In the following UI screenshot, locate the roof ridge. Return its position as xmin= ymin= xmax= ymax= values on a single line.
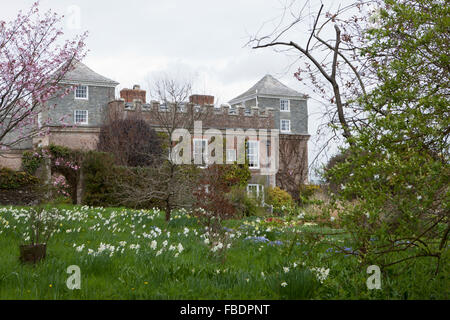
xmin=229 ymin=74 xmax=305 ymax=104
xmin=62 ymin=61 xmax=119 ymax=87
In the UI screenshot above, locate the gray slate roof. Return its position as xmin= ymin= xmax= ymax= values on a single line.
xmin=229 ymin=74 xmax=306 ymax=104
xmin=61 ymin=61 xmax=119 ymax=87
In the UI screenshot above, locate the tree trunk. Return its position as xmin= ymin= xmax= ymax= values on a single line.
xmin=165 ymin=201 xmax=171 ymax=221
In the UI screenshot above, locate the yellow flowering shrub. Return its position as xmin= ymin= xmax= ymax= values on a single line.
xmin=267 ymin=187 xmax=293 ymax=208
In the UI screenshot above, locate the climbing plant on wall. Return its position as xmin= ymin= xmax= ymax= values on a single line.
xmin=22 ymin=145 xmax=84 ymax=203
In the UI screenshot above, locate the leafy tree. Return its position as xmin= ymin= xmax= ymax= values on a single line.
xmin=327 ymin=0 xmax=449 ymax=272
xmin=251 ymin=0 xmax=448 ymax=272
xmin=323 ymin=149 xmax=351 ymax=195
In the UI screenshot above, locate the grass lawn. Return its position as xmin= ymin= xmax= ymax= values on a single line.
xmin=0 ymin=205 xmax=447 ymax=299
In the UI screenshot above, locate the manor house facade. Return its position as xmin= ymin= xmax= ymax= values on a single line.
xmin=0 ymin=62 xmax=310 ymax=198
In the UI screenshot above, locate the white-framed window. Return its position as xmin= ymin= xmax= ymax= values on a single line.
xmin=226 ymin=149 xmax=237 ymax=163
xmin=244 ymin=108 xmax=251 ymax=115
xmin=247 ymin=184 xmax=264 ymax=202
xmin=159 ymin=103 xmax=168 ymax=112
xmin=74 ymin=110 xmax=88 ymax=125
xmin=229 ymin=106 xmax=237 ymax=115
xmin=280 ymin=99 xmax=290 ymax=112
xmin=280 ymin=119 xmax=291 ymax=133
xmin=75 ymin=85 xmax=88 ymax=100
xmin=246 ymin=140 xmax=259 ymax=169
xmin=193 ymin=139 xmax=208 ymax=166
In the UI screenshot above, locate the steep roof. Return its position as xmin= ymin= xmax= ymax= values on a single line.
xmin=229 ymin=74 xmax=306 ymax=104
xmin=61 ymin=61 xmax=119 ymax=87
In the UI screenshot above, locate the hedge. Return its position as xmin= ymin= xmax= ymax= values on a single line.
xmin=81 ymin=151 xmax=116 ymax=206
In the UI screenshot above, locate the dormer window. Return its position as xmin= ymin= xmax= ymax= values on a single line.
xmin=75 ymin=85 xmax=88 ymax=100
xmin=280 ymin=99 xmax=290 ymax=112
xmin=229 ymin=106 xmax=237 ymax=115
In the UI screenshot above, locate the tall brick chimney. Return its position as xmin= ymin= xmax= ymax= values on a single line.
xmin=189 ymin=94 xmax=214 ymax=105
xmin=120 ymin=85 xmax=146 ymax=103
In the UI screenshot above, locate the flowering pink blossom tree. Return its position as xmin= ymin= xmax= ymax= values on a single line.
xmin=0 ymin=1 xmax=87 ymax=150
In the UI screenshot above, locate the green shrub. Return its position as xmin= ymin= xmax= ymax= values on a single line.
xmin=267 ymin=187 xmax=293 ymax=208
xmin=227 ymin=186 xmax=266 ymax=217
xmin=82 ymin=151 xmax=116 ymax=206
xmin=22 ymin=150 xmax=44 ymax=175
xmin=82 ymin=152 xmax=164 ymax=208
xmin=223 ymin=162 xmax=251 ymax=187
xmin=48 ymin=144 xmax=81 ymax=159
xmin=0 ymin=167 xmax=39 ymax=190
xmin=322 ymin=151 xmax=350 ymax=195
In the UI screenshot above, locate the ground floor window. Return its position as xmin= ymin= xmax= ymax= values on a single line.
xmin=74 ymin=110 xmax=88 ymax=125
xmin=247 ymin=184 xmax=264 ymax=202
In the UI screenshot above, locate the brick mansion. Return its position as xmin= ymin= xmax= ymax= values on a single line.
xmin=0 ymin=62 xmax=310 ymax=198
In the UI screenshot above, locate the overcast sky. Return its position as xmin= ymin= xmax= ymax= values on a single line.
xmin=1 ymin=0 xmax=352 ymax=180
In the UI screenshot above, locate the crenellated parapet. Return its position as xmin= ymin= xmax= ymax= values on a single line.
xmin=107 ymin=99 xmax=275 ymax=130
xmin=212 ymin=103 xmax=274 ymax=118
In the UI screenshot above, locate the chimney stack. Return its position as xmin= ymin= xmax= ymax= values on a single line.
xmin=120 ymin=85 xmax=146 ymax=103
xmin=189 ymin=94 xmax=214 ymax=105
